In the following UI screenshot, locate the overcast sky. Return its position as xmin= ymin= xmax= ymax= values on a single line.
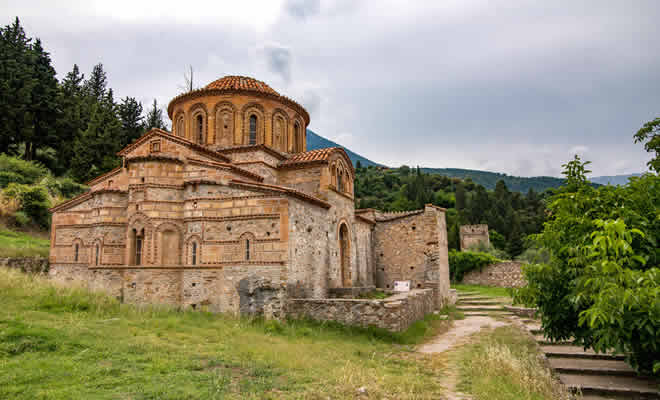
xmin=3 ymin=0 xmax=658 ymax=177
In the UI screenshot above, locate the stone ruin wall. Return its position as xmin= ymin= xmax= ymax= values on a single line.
xmin=460 ymin=224 xmax=490 ymax=251
xmin=461 ymin=261 xmax=526 ymax=288
xmin=287 ymin=288 xmax=435 ymax=332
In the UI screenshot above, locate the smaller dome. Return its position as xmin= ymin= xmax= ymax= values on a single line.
xmin=205 ymin=76 xmax=280 ymax=96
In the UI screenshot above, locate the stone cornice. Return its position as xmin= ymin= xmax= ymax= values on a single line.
xmin=229 ymin=179 xmax=330 ymax=209
xmin=167 ymin=88 xmax=310 ymax=126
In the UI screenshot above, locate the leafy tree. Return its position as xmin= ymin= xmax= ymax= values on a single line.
xmin=634 ymin=116 xmax=659 ymax=172
xmin=514 ymin=154 xmax=659 ymax=375
xmin=145 ymin=99 xmax=165 ymax=130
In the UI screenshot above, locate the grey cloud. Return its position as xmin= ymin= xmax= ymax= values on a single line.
xmin=283 ymin=0 xmax=320 ymax=19
xmin=263 ymin=44 xmax=292 ymax=84
xmin=301 ymin=89 xmax=321 ymax=119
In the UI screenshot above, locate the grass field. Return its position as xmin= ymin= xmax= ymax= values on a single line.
xmin=0 ymin=228 xmax=50 ymax=257
xmin=0 ymin=268 xmax=453 ymax=399
xmin=456 ymin=326 xmax=572 ymax=400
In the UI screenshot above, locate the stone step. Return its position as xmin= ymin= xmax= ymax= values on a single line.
xmin=456 ymin=291 xmax=481 ymax=297
xmin=456 ymin=296 xmax=494 ymax=301
xmin=559 ymin=373 xmax=660 ymax=399
xmin=549 ymin=358 xmax=637 ymax=377
xmin=535 ymin=335 xmax=573 ymax=345
xmin=456 ymin=305 xmax=506 ymax=312
xmin=542 ymin=345 xmax=626 ymax=361
xmin=462 ymin=311 xmax=516 ymax=317
xmin=456 ymin=300 xmax=504 ymax=306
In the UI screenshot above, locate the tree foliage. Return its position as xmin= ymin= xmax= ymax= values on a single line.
xmin=634 ymin=116 xmax=660 ymax=173
xmin=514 ymin=155 xmax=660 ymax=375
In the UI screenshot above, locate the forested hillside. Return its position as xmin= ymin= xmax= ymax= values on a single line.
xmin=354 ymin=163 xmax=548 ymax=257
xmin=306 ymin=129 xmax=383 ymax=167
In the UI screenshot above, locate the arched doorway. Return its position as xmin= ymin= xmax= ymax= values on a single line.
xmin=339 ymin=223 xmax=351 ymax=287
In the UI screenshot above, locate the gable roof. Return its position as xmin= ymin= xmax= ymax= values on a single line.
xmin=117 ymin=128 xmax=231 ymax=163
xmin=278 ymin=147 xmax=354 ymax=174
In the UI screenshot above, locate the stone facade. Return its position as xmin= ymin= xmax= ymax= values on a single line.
xmin=461 ymin=261 xmax=525 ymax=288
xmin=48 ymin=75 xmax=450 ymax=329
xmin=287 ymin=289 xmax=435 ymax=332
xmin=460 ymin=224 xmax=490 ymax=250
xmin=0 ymin=257 xmax=49 ymax=274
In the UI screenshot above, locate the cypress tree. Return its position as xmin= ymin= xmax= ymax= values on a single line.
xmin=55 ymin=64 xmax=86 ymax=174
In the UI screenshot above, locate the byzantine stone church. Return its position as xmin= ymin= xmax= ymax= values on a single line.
xmin=49 ymin=76 xmax=450 ymax=314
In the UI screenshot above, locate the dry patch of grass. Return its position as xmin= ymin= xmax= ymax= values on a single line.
xmin=0 ymin=269 xmax=450 ymax=399
xmin=456 ymin=325 xmax=573 ymax=400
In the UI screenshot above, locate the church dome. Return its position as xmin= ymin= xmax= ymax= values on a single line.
xmin=204 ymin=76 xmax=280 ymax=97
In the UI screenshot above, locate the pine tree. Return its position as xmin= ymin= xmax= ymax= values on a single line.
xmin=455 ymin=181 xmax=466 ymax=212
xmin=507 ymin=215 xmax=524 ymax=257
xmin=0 ymin=17 xmax=34 ymax=155
xmin=55 ymin=64 xmax=86 ymax=174
xmin=145 ymin=99 xmax=165 ymax=130
xmin=118 ymin=97 xmax=144 ymax=148
xmin=84 ymin=63 xmax=107 ymax=101
xmin=25 ymin=38 xmax=59 ymax=161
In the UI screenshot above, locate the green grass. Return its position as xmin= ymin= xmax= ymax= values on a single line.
xmin=453 ymin=283 xmax=513 ymax=299
xmin=456 ymin=326 xmax=572 ymax=400
xmin=0 ymin=269 xmax=453 ymax=399
xmin=0 ymin=228 xmax=50 ymax=257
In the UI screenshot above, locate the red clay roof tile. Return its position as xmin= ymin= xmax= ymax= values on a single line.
xmin=205 ymin=76 xmax=280 ymax=96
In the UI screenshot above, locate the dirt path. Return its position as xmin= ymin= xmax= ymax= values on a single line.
xmin=419 ymin=291 xmax=515 ymax=400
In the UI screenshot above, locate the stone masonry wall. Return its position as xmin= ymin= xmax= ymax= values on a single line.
xmin=0 ymin=257 xmax=49 ymax=274
xmin=461 ymin=261 xmax=526 ymax=288
xmin=288 ymin=289 xmax=434 ymax=332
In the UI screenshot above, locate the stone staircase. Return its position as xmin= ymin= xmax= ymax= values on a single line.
xmin=522 ymin=323 xmax=660 ymax=399
xmin=455 ymin=289 xmax=660 ymax=399
xmin=455 ymin=291 xmax=514 ymax=318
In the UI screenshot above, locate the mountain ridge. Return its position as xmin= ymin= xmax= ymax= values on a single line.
xmin=306 ymin=129 xmax=639 ymax=192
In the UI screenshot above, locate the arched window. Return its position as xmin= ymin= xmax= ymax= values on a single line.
xmin=293 ymin=122 xmax=300 ymax=152
xmin=337 ymin=168 xmax=343 ymax=192
xmin=191 ymin=242 xmax=197 ymax=265
xmin=74 ymin=243 xmax=79 ymax=262
xmin=176 ymin=115 xmax=185 ymax=137
xmin=245 ymin=239 xmax=251 ymax=260
xmin=95 ymin=244 xmax=100 ymax=266
xmin=196 ymin=115 xmax=204 ymax=144
xmin=249 ymin=115 xmax=257 ymax=145
xmin=134 ymin=228 xmax=143 ymax=266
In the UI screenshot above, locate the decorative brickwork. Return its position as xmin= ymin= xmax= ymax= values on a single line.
xmin=49 ymin=75 xmax=450 ymax=330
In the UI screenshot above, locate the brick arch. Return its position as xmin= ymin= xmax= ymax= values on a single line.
xmin=213 ymin=101 xmax=236 ymax=147
xmin=336 ymin=220 xmax=352 ymax=287
xmin=184 ymin=234 xmax=202 ymax=265
xmin=239 ymin=232 xmax=256 ymax=261
xmin=271 ymin=108 xmax=289 ymax=150
xmin=290 ymin=115 xmax=305 ymax=153
xmin=127 ymin=213 xmax=153 ymax=266
xmin=91 ymin=238 xmax=103 ymax=266
xmin=189 ymin=103 xmax=209 ymax=144
xmin=241 ymin=102 xmax=266 ymax=145
xmin=72 ymin=238 xmax=85 ymax=263
xmin=173 ymin=110 xmax=185 ymax=137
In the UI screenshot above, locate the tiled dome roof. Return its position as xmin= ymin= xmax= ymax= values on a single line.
xmin=205 ymin=76 xmax=280 ymax=96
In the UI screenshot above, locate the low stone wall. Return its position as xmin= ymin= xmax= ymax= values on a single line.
xmin=328 ymin=286 xmax=378 ymax=299
xmin=0 ymin=257 xmax=49 ymax=274
xmin=287 ymin=289 xmax=435 ymax=332
xmin=461 ymin=261 xmax=525 ymax=288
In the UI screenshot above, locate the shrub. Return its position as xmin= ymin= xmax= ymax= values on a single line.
xmin=39 ymin=176 xmax=87 ymax=199
xmin=515 ymin=247 xmax=551 ymax=265
xmin=0 ymin=154 xmax=48 ymax=185
xmin=467 ymin=241 xmax=509 ymax=260
xmin=2 ymin=184 xmax=51 ymax=228
xmin=449 ymin=249 xmax=500 ymax=282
